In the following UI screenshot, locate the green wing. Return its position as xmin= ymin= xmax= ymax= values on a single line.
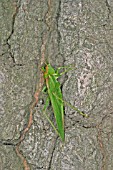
xmin=47 ymin=75 xmax=65 ymax=141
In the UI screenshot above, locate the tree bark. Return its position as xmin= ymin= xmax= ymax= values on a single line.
xmin=0 ymin=0 xmax=113 ymax=170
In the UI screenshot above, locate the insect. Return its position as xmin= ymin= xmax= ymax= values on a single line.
xmin=42 ymin=63 xmax=88 ymax=142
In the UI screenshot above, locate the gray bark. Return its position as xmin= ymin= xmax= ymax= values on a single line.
xmin=0 ymin=0 xmax=113 ymax=170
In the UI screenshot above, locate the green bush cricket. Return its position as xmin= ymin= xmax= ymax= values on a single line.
xmin=42 ymin=63 xmax=88 ymax=142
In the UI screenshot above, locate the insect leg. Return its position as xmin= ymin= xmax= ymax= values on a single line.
xmin=43 ymin=97 xmax=60 ymax=137
xmin=56 ymin=65 xmax=76 ymax=76
xmin=42 ymin=86 xmax=47 ymax=93
xmin=53 ymin=92 xmax=88 ymax=117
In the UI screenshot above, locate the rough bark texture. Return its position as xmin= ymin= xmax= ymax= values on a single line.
xmin=0 ymin=0 xmax=113 ymax=170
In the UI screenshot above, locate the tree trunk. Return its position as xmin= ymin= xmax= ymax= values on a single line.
xmin=0 ymin=0 xmax=113 ymax=170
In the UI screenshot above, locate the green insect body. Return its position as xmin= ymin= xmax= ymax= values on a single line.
xmin=42 ymin=63 xmax=88 ymax=142
xmin=43 ymin=64 xmax=65 ymax=141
